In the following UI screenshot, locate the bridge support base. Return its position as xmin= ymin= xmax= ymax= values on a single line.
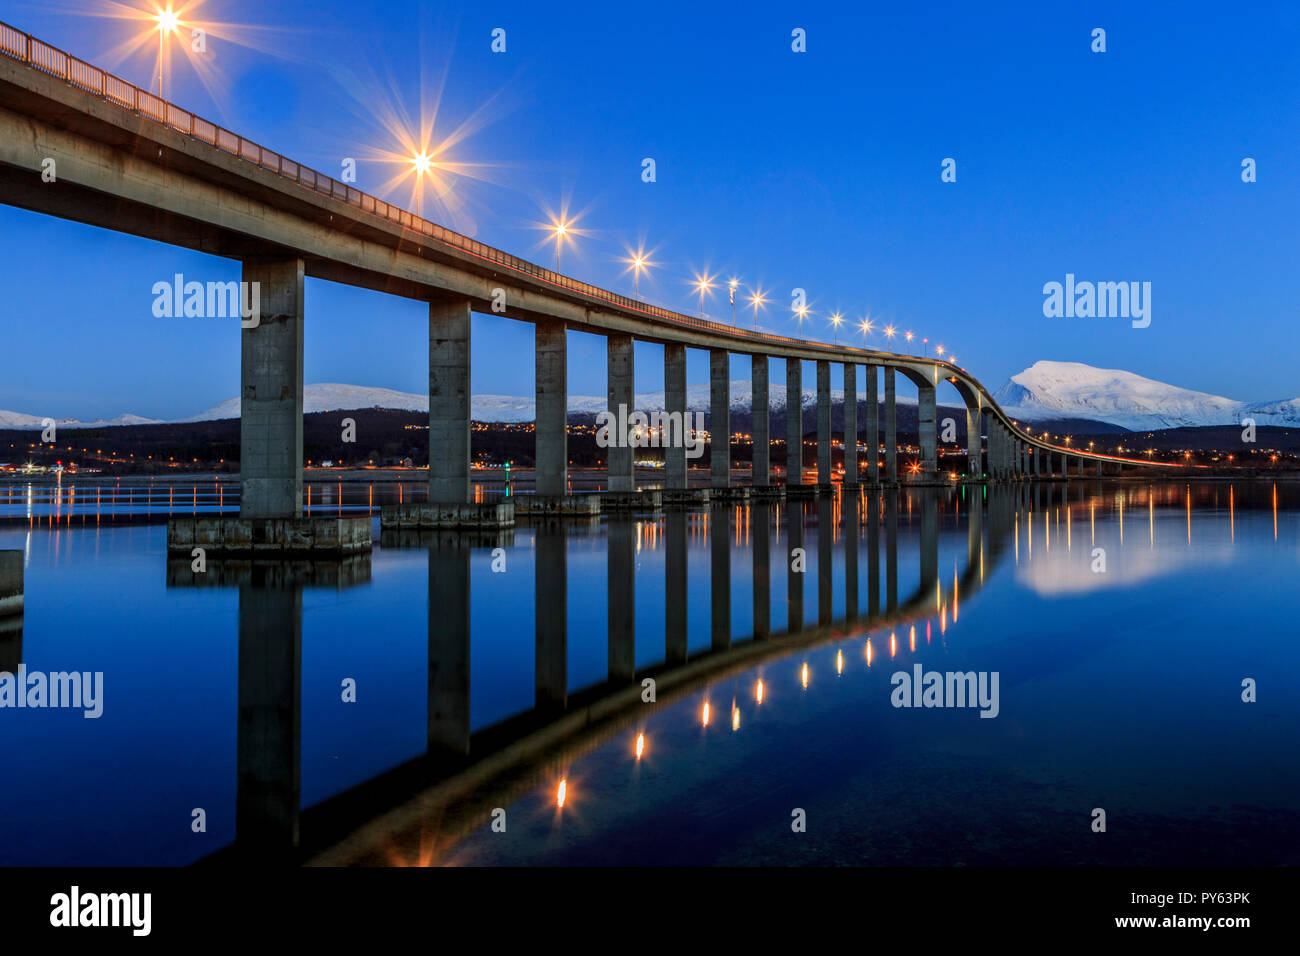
xmin=513 ymin=493 xmax=602 ymax=517
xmin=381 ymin=502 xmax=514 ymax=530
xmin=167 ymin=516 xmax=372 ymax=555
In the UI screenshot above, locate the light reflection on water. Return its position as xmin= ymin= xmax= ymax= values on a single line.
xmin=0 ymin=480 xmax=1297 ymax=866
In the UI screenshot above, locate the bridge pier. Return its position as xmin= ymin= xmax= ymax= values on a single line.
xmin=535 ymin=318 xmax=568 ymax=498
xmin=535 ymin=524 xmax=567 ymax=712
xmin=786 ymin=359 xmax=803 ymax=487
xmin=865 ymin=365 xmax=879 ymax=483
xmin=884 ymin=368 xmax=898 ymax=483
xmin=918 ymin=382 xmax=937 ymax=480
xmin=843 ymin=363 xmax=858 ymax=485
xmin=753 ymin=356 xmax=770 ymax=487
xmin=816 ymin=360 xmax=832 ymax=488
xmin=429 ymin=298 xmax=472 ymax=504
xmin=607 ymin=334 xmax=635 ymax=494
xmin=711 ymin=349 xmax=730 ymax=489
xmin=608 ymin=518 xmax=636 ymax=682
xmin=664 ymin=344 xmax=688 ymax=491
xmin=240 ymin=257 xmax=305 ymax=520
xmin=237 ymin=581 xmax=301 ymax=854
xmin=711 ymin=504 xmax=731 ymax=649
xmin=429 ymin=541 xmax=471 ymax=753
xmin=966 ymin=403 xmax=982 ymax=477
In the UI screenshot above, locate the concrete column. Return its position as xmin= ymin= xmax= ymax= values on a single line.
xmin=843 ymin=364 xmax=858 ymax=484
xmin=966 ymin=402 xmax=982 ymax=477
xmin=665 ymin=509 xmax=688 ymax=664
xmin=240 ymin=258 xmax=304 ymax=519
xmin=753 ymin=502 xmax=771 ymax=640
xmin=1061 ymin=452 xmax=1068 ymax=477
xmin=920 ymin=492 xmax=938 ymax=600
xmin=429 ymin=542 xmax=470 ymax=753
xmin=428 ymin=298 xmax=472 ymax=505
xmin=885 ymin=492 xmax=899 ymax=612
xmin=752 ymin=355 xmax=770 ymax=487
xmin=710 ymin=349 xmax=730 ymax=488
xmin=816 ymin=360 xmax=832 ymax=486
xmin=664 ymin=344 xmax=687 ymax=490
xmin=1032 ymin=446 xmax=1040 ymax=477
xmin=535 ymin=319 xmax=567 ymax=498
xmin=866 ymin=493 xmax=880 ymax=616
xmin=918 ymin=383 xmax=937 ymax=479
xmin=711 ymin=504 xmax=731 ymax=650
xmin=236 ymin=583 xmax=301 ymax=853
xmin=786 ymin=360 xmax=803 ymax=485
xmin=1078 ymin=457 xmax=1084 ymax=477
xmin=884 ymin=368 xmax=898 ymax=483
xmin=844 ymin=492 xmax=860 ymax=618
xmin=787 ymin=501 xmax=805 ymax=631
xmin=817 ymin=497 xmax=833 ymax=625
xmin=1046 ymin=449 xmax=1055 ymax=479
xmin=607 ymin=335 xmax=635 ymax=493
xmin=865 ymin=365 xmax=879 ymax=482
xmin=535 ymin=525 xmax=567 ymax=712
xmin=608 ymin=518 xmax=636 ymax=681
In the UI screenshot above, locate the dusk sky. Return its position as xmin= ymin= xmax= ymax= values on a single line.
xmin=1 ymin=0 xmax=1297 ymax=420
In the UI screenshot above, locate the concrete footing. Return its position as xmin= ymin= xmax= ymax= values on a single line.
xmin=601 ymin=490 xmax=663 ymax=513
xmin=749 ymin=484 xmax=787 ymax=501
xmin=661 ymin=488 xmax=711 ymax=506
xmin=711 ymin=486 xmax=751 ymax=502
xmin=167 ymin=516 xmax=372 ymax=555
xmin=381 ymin=501 xmax=514 ymax=530
xmin=0 ymin=551 xmax=21 ymax=616
xmin=512 ymin=493 xmax=601 ymax=517
xmin=785 ymin=484 xmax=819 ymax=499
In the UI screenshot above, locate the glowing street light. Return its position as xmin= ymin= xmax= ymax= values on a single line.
xmin=936 ymin=344 xmax=945 ymax=358
xmin=154 ymin=6 xmax=182 ymax=99
xmin=728 ymin=277 xmax=740 ymax=326
xmin=830 ymin=311 xmax=844 ymax=345
xmin=794 ymin=303 xmax=811 ymax=328
xmin=904 ymin=330 xmax=914 ymax=354
xmin=410 ymin=152 xmax=437 ymax=216
xmin=692 ymin=271 xmax=716 ymax=317
xmin=622 ymin=247 xmax=654 ymax=299
xmin=884 ymin=324 xmax=897 ymax=345
xmin=747 ymin=287 xmax=768 ymax=329
xmin=551 ymin=219 xmax=572 ymax=271
xmin=859 ymin=317 xmax=874 ymax=343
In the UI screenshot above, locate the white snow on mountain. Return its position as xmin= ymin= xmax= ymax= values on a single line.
xmin=993 ymin=361 xmax=1300 ymax=430
xmin=4 ymin=363 xmax=1292 ymax=430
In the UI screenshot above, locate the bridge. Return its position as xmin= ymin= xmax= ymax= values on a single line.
xmin=0 ymin=22 xmax=1175 ymax=551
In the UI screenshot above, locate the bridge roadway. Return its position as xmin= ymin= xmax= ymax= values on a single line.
xmin=0 ymin=23 xmax=1176 ymax=543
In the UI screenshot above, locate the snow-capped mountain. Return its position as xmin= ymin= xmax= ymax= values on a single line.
xmin=3 ymin=363 xmax=1292 ymax=430
xmin=994 ymin=361 xmax=1300 ymax=431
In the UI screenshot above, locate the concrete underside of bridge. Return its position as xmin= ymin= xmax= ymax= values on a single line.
xmin=0 ymin=53 xmax=1157 ymax=545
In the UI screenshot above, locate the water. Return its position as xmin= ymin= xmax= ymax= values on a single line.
xmin=1 ymin=480 xmax=1297 ymax=866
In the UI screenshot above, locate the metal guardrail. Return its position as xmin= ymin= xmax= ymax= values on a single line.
xmin=0 ymin=21 xmax=1182 ymax=469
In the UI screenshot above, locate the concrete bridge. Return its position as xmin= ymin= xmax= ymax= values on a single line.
xmin=0 ymin=23 xmax=1175 ymax=550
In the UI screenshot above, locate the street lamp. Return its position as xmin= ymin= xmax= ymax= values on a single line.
xmin=859 ymin=318 xmax=873 ymax=343
xmin=904 ymin=330 xmax=914 ymax=354
xmin=747 ymin=287 xmax=768 ymax=329
xmin=552 ymin=220 xmax=571 ymax=271
xmin=410 ymin=152 xmax=435 ymax=217
xmin=154 ymin=7 xmax=181 ymax=99
xmin=693 ymin=272 xmax=715 ymax=317
xmin=884 ymin=324 xmax=897 ymax=345
xmin=728 ymin=277 xmax=740 ymax=326
xmin=830 ymin=311 xmax=844 ymax=345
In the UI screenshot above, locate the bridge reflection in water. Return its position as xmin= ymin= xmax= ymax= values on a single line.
xmin=171 ymin=481 xmax=1052 ymax=866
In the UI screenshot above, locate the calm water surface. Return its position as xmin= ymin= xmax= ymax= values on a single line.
xmin=0 ymin=479 xmax=1297 ymax=866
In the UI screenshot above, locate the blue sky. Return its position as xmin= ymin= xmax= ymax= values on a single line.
xmin=1 ymin=0 xmax=1297 ymax=420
